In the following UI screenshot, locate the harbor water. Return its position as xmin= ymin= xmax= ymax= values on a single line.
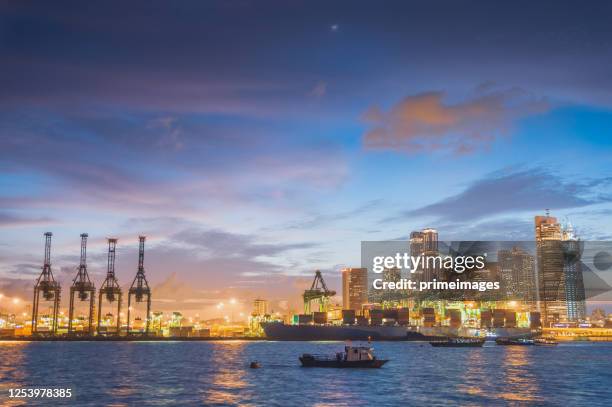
xmin=1 ymin=341 xmax=611 ymax=406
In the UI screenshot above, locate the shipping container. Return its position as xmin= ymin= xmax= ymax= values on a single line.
xmin=530 ymin=312 xmax=541 ymax=329
xmin=397 ymin=308 xmax=410 ymax=325
xmin=493 ymin=309 xmax=506 ymax=328
xmin=505 ymin=311 xmax=517 ymax=328
xmin=481 ymin=310 xmax=492 ymax=328
xmin=313 ymin=311 xmax=328 ymax=324
xmin=342 ymin=309 xmax=356 ymax=325
xmin=370 ymin=309 xmax=383 ymax=326
xmin=298 ymin=314 xmax=313 ymax=325
xmin=448 ymin=309 xmax=462 ymax=328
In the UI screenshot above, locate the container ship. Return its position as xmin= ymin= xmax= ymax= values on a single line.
xmin=262 ymin=322 xmax=431 ymax=341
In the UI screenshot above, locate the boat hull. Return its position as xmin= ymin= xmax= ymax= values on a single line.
xmin=299 ymin=357 xmax=388 ymax=368
xmin=496 ymin=338 xmax=534 ymax=346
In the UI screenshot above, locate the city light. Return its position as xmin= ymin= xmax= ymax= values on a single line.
xmin=229 ymin=298 xmax=237 ymax=305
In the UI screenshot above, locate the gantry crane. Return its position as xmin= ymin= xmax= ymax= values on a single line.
xmin=32 ymin=232 xmax=61 ymax=335
xmin=127 ymin=236 xmax=151 ymax=335
xmin=68 ymin=233 xmax=96 ymax=335
xmin=97 ymin=238 xmax=122 ymax=335
xmin=303 ymin=270 xmax=336 ymax=314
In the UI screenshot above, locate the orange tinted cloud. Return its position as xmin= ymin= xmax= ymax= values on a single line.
xmin=363 ymin=88 xmax=549 ymax=154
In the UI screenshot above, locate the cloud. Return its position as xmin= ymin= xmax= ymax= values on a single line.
xmin=392 ymin=167 xmax=612 ymax=222
xmin=284 ymin=199 xmax=382 ymax=230
xmin=309 ymin=81 xmax=327 ymax=98
xmin=171 ymin=228 xmax=317 ymax=260
xmin=362 ymin=88 xmax=549 ymax=154
xmin=0 ymin=212 xmax=54 ymax=228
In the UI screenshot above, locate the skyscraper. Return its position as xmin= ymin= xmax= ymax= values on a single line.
xmin=342 ymin=268 xmax=368 ymax=312
xmin=422 ymin=228 xmax=439 ymax=281
xmin=562 ymin=227 xmax=586 ymax=321
xmin=498 ymin=246 xmax=536 ymax=303
xmin=535 ymin=214 xmax=566 ymax=325
xmin=535 ymin=213 xmax=586 ymax=325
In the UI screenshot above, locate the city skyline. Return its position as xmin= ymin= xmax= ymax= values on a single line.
xmin=2 ymin=210 xmax=610 ymax=321
xmin=2 ymin=1 xmax=612 ymax=317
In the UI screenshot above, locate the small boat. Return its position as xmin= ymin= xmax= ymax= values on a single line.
xmin=495 ymin=337 xmax=534 ymax=346
xmin=534 ymin=337 xmax=558 ymax=346
xmin=299 ymin=346 xmax=388 ymax=368
xmin=249 ymin=361 xmax=261 ymax=369
xmin=430 ymin=337 xmax=485 ymax=347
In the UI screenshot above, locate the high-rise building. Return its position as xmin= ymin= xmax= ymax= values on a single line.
xmin=410 ymin=228 xmax=439 ymax=281
xmin=253 ymin=298 xmax=268 ymax=316
xmin=498 ymin=246 xmax=536 ymax=303
xmin=410 ymin=231 xmax=424 ymax=259
xmin=409 ymin=231 xmax=424 ymax=281
xmin=535 ymin=214 xmax=566 ymax=325
xmin=422 ymin=228 xmax=439 ymax=281
xmin=562 ymin=227 xmax=586 ymax=321
xmin=535 ymin=213 xmax=586 ymax=325
xmin=342 ymin=268 xmax=368 ymax=312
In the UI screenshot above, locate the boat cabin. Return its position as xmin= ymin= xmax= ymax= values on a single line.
xmin=340 ymin=346 xmax=374 ymax=361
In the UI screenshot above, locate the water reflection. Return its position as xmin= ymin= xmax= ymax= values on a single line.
xmin=0 ymin=342 xmax=28 ymax=406
xmin=457 ymin=349 xmax=488 ymax=397
xmin=499 ymin=347 xmax=541 ymax=402
xmin=203 ymin=341 xmax=252 ymax=406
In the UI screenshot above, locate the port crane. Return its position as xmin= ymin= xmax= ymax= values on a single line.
xmin=97 ymin=238 xmax=122 ymax=335
xmin=68 ymin=233 xmax=96 ymax=335
xmin=127 ymin=236 xmax=151 ymax=335
xmin=32 ymin=232 xmax=61 ymax=335
xmin=303 ymin=270 xmax=336 ymax=314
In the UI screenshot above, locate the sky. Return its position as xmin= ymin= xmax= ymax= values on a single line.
xmin=1 ymin=0 xmax=612 ymax=316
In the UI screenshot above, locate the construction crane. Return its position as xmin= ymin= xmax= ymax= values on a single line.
xmin=127 ymin=236 xmax=151 ymax=335
xmin=32 ymin=232 xmax=61 ymax=335
xmin=68 ymin=233 xmax=96 ymax=335
xmin=303 ymin=270 xmax=336 ymax=314
xmin=97 ymin=238 xmax=122 ymax=335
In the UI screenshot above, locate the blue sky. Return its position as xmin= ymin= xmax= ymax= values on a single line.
xmin=1 ymin=0 xmax=611 ymax=315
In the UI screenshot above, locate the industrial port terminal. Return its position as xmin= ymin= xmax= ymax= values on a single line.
xmin=1 ymin=232 xmax=611 ymax=342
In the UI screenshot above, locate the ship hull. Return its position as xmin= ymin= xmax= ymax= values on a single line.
xmin=262 ymin=322 xmax=428 ymax=341
xmin=430 ymin=340 xmax=485 ymax=347
xmin=299 ymin=356 xmax=388 ymax=368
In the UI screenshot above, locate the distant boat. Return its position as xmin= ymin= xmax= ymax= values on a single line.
xmin=495 ymin=337 xmax=534 ymax=346
xmin=534 ymin=337 xmax=558 ymax=346
xmin=430 ymin=337 xmax=485 ymax=347
xmin=299 ymin=346 xmax=388 ymax=368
